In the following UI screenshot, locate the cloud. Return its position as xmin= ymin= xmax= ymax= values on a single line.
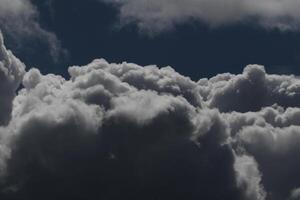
xmin=234 ymin=155 xmax=266 ymax=200
xmin=2 ymin=33 xmax=300 ymax=199
xmin=102 ymin=0 xmax=300 ymax=34
xmin=0 ymin=0 xmax=66 ymax=63
xmin=1 ymin=58 xmax=243 ymax=199
xmin=237 ymin=124 xmax=300 ymax=200
xmin=198 ymin=64 xmax=300 ymax=112
xmin=0 ymin=32 xmax=25 ymax=126
xmin=289 ymin=188 xmax=300 ymax=200
xmin=223 ymin=105 xmax=300 ymax=200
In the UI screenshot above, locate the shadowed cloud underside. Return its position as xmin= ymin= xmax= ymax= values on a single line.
xmin=0 ymin=33 xmax=300 ymax=199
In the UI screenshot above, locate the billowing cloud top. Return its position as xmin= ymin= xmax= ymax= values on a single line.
xmin=103 ymin=0 xmax=300 ymax=33
xmin=0 ymin=33 xmax=300 ymax=200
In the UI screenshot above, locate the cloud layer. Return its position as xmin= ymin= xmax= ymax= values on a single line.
xmin=103 ymin=0 xmax=300 ymax=33
xmin=0 ymin=33 xmax=300 ymax=199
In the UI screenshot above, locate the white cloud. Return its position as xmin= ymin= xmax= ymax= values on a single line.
xmin=102 ymin=0 xmax=300 ymax=33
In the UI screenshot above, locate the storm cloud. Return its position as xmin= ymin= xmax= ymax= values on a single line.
xmin=102 ymin=0 xmax=300 ymax=33
xmin=0 ymin=33 xmax=300 ymax=200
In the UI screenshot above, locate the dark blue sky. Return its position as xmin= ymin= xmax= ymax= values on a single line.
xmin=6 ymin=0 xmax=300 ymax=80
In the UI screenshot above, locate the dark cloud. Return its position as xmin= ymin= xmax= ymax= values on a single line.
xmin=1 ymin=34 xmax=300 ymax=200
xmin=0 ymin=59 xmax=243 ymax=199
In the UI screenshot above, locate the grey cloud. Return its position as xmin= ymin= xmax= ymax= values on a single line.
xmin=69 ymin=59 xmax=202 ymax=107
xmin=234 ymin=155 xmax=266 ymax=200
xmin=3 ymin=38 xmax=300 ymax=199
xmin=102 ymin=0 xmax=300 ymax=34
xmin=289 ymin=188 xmax=300 ymax=200
xmin=199 ymin=64 xmax=300 ymax=112
xmin=0 ymin=0 xmax=66 ymax=63
xmin=0 ymin=57 xmax=249 ymax=199
xmin=221 ymin=106 xmax=300 ymax=200
xmin=237 ymin=125 xmax=300 ymax=200
xmin=0 ymin=32 xmax=25 ymax=126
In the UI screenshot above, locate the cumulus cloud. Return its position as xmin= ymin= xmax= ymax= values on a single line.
xmin=0 ymin=64 xmax=240 ymax=199
xmin=102 ymin=0 xmax=300 ymax=33
xmin=198 ymin=64 xmax=300 ymax=112
xmin=0 ymin=0 xmax=66 ymax=63
xmin=2 ymin=33 xmax=300 ymax=199
xmin=237 ymin=125 xmax=300 ymax=200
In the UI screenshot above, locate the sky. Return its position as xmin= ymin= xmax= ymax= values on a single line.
xmin=1 ymin=0 xmax=300 ymax=200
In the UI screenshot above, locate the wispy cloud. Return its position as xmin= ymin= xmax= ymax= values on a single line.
xmin=102 ymin=0 xmax=300 ymax=34
xmin=0 ymin=0 xmax=66 ymax=63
